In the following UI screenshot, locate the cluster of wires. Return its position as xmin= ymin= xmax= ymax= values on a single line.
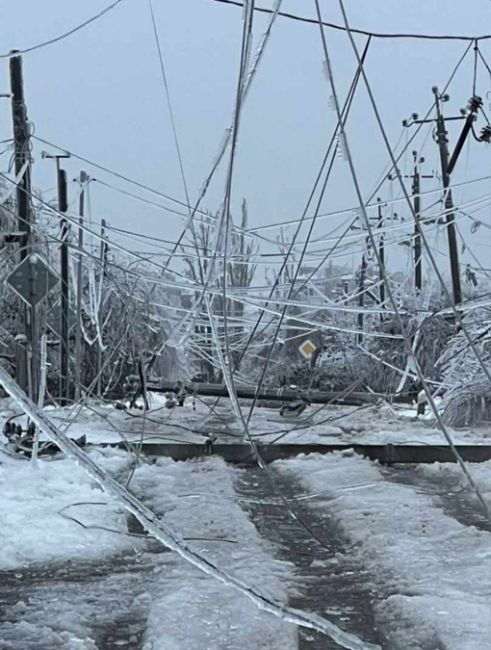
xmin=2 ymin=3 xmax=491 ymax=646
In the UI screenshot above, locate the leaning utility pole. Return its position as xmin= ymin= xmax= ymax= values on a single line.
xmin=10 ymin=51 xmax=33 ymax=395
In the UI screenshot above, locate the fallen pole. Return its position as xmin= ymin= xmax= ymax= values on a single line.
xmin=99 ymin=441 xmax=491 ymax=464
xmin=148 ymin=380 xmax=409 ymax=405
xmin=0 ymin=366 xmax=379 ymax=650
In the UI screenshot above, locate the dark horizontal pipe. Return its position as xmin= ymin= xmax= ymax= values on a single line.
xmin=147 ymin=381 xmax=412 ymax=406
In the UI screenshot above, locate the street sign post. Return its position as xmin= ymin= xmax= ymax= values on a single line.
xmin=6 ymin=254 xmax=58 ymax=307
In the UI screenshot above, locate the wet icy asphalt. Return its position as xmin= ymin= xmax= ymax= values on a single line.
xmin=1 ymin=460 xmax=483 ymax=649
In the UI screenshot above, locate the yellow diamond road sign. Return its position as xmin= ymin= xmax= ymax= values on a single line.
xmin=299 ymin=339 xmax=316 ymax=359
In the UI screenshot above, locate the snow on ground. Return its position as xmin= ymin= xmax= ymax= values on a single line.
xmin=2 ymin=393 xmax=488 ymax=449
xmin=0 ymin=447 xmax=139 ymax=570
xmin=278 ymin=453 xmax=491 ymax=649
xmin=416 ymin=458 xmax=491 ymax=498
xmin=0 ymin=439 xmax=297 ymax=648
xmin=129 ymin=457 xmax=297 ymax=650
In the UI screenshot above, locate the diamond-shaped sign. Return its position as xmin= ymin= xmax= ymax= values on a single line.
xmin=47 ymin=301 xmax=77 ymax=337
xmin=299 ymin=339 xmax=317 ymax=359
xmin=6 ymin=254 xmax=58 ymax=307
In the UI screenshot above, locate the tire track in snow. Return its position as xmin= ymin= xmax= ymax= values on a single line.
xmin=0 ymin=551 xmax=160 ymax=649
xmin=276 ymin=453 xmax=491 ymax=650
xmin=233 ymin=465 xmax=385 ymax=649
xmin=380 ymin=464 xmax=491 ymax=533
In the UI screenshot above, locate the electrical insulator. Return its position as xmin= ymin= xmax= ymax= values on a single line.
xmin=479 ymin=125 xmax=491 ymax=142
xmin=467 ymin=95 xmax=483 ymax=112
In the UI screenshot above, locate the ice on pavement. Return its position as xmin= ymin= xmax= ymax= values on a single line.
xmin=280 ymin=453 xmax=491 ymax=649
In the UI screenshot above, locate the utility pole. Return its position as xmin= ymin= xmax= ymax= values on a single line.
xmin=96 ymin=218 xmax=108 ymax=397
xmin=411 ymin=155 xmax=422 ymax=293
xmin=42 ymin=152 xmax=71 ymax=404
xmin=403 ymin=90 xmax=488 ymax=305
xmin=10 ymin=52 xmax=32 ymax=260
xmin=404 ymin=152 xmax=434 ymax=293
xmin=356 ymin=253 xmax=366 ymax=345
xmin=376 ymin=198 xmax=385 ymax=310
xmin=433 ymin=88 xmax=462 ymax=306
xmin=74 ymin=171 xmax=88 ymax=401
xmin=10 ymin=51 xmax=35 ymax=397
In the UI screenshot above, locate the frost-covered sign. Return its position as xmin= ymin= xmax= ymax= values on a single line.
xmin=6 ymin=254 xmax=58 ymax=307
xmin=47 ymin=301 xmax=77 ymax=337
xmin=299 ymin=339 xmax=316 ymax=359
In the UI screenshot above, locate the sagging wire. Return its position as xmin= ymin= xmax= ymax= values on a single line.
xmin=211 ymin=0 xmax=491 ymax=43
xmin=209 ymin=0 xmax=360 ymax=565
xmin=0 ymin=0 xmax=127 ymax=59
xmin=319 ymin=0 xmax=491 ymax=521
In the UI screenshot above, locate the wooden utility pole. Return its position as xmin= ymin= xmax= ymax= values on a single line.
xmin=433 ymin=88 xmax=462 ymax=306
xmin=376 ymin=198 xmax=385 ymax=309
xmin=404 ymin=91 xmax=485 ymax=305
xmin=74 ymin=171 xmax=88 ymax=401
xmin=96 ymin=218 xmax=108 ymax=397
xmin=411 ymin=155 xmax=422 ymax=292
xmin=59 ymin=167 xmax=70 ymax=404
xmin=406 ymin=152 xmax=434 ymax=293
xmin=10 ymin=51 xmax=35 ymax=397
xmin=10 ymin=52 xmax=32 ymax=259
xmin=42 ymin=152 xmax=71 ymax=403
xmin=356 ymin=254 xmax=366 ymax=345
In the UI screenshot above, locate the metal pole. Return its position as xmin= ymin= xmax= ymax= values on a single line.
xmin=74 ymin=171 xmax=87 ymax=401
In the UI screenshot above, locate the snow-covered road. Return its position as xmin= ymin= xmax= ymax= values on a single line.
xmin=1 ymin=443 xmax=490 ymax=649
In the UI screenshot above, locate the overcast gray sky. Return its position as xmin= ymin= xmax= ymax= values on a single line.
xmin=0 ymin=0 xmax=491 ymax=281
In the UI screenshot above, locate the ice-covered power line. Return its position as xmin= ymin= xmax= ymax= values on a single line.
xmin=211 ymin=0 xmax=491 ymax=42
xmin=318 ymin=0 xmax=491 ymax=521
xmin=0 ymin=0 xmax=127 ymax=58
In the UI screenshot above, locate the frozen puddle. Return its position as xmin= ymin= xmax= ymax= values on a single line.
xmin=233 ymin=465 xmax=385 ymax=649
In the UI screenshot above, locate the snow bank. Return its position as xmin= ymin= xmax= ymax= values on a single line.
xmin=0 ymin=448 xmax=137 ymax=569
xmin=129 ymin=457 xmax=298 ymax=650
xmin=279 ymin=453 xmax=491 ymax=649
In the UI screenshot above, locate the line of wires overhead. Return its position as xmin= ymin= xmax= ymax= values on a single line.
xmin=0 ymin=0 xmax=127 ymax=58
xmin=211 ymin=0 xmax=491 ymax=42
